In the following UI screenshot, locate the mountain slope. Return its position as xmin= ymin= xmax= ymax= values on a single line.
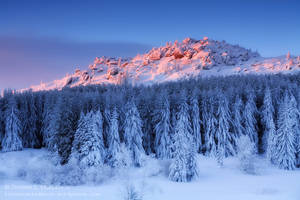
xmin=28 ymin=37 xmax=300 ymax=91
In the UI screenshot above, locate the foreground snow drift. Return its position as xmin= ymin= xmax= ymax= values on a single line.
xmin=1 ymin=149 xmax=300 ymax=200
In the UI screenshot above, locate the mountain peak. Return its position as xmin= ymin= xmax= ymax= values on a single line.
xmin=26 ymin=37 xmax=300 ymax=91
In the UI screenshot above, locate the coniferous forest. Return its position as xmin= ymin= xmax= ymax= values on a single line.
xmin=1 ymin=73 xmax=300 ymax=184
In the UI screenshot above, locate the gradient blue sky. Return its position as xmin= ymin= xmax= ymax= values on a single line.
xmin=1 ymin=0 xmax=300 ymax=90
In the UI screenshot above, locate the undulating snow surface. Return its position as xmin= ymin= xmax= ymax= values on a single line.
xmin=1 ymin=149 xmax=300 ymax=200
xmin=26 ymin=37 xmax=300 ymax=91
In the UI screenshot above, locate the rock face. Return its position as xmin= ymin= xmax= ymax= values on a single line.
xmin=26 ymin=37 xmax=300 ymax=92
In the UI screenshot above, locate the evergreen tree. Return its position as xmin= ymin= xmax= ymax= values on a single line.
xmin=169 ymin=114 xmax=188 ymax=182
xmin=190 ymin=89 xmax=202 ymax=153
xmin=103 ymin=106 xmax=111 ymax=148
xmin=0 ymin=99 xmax=5 ymax=148
xmin=186 ymin=141 xmax=199 ymax=181
xmin=215 ymin=93 xmax=235 ymax=166
xmin=71 ymin=112 xmax=89 ymax=162
xmin=202 ymin=91 xmax=217 ymax=156
xmin=274 ymin=91 xmax=297 ymax=170
xmin=169 ymin=140 xmax=187 ymax=182
xmin=233 ymin=95 xmax=244 ymax=138
xmin=42 ymin=94 xmax=60 ymax=151
xmin=123 ymin=99 xmax=145 ymax=167
xmin=169 ymin=90 xmax=198 ymax=182
xmin=21 ymin=93 xmax=40 ymax=148
xmin=153 ymin=91 xmax=172 ymax=159
xmin=243 ymin=92 xmax=258 ymax=150
xmin=261 ymin=87 xmax=276 ymax=162
xmin=138 ymin=91 xmax=154 ymax=155
xmin=90 ymin=110 xmax=106 ymax=163
xmin=56 ymin=94 xmax=79 ymax=164
xmin=107 ymin=106 xmax=122 ymax=167
xmin=1 ymin=97 xmax=23 ymax=152
xmin=296 ymin=89 xmax=300 ymax=167
xmin=71 ymin=111 xmax=105 ymax=168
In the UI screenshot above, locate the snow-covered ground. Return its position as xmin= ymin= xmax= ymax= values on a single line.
xmin=1 ymin=149 xmax=300 ymax=200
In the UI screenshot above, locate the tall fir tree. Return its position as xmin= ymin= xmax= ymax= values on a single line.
xmin=233 ymin=95 xmax=244 ymax=138
xmin=1 ymin=97 xmax=23 ymax=152
xmin=274 ymin=91 xmax=297 ymax=170
xmin=56 ymin=94 xmax=80 ymax=165
xmin=41 ymin=94 xmax=60 ymax=151
xmin=71 ymin=111 xmax=105 ymax=168
xmin=21 ymin=93 xmax=40 ymax=148
xmin=190 ymin=89 xmax=202 ymax=153
xmin=215 ymin=93 xmax=235 ymax=166
xmin=71 ymin=112 xmax=89 ymax=163
xmin=138 ymin=91 xmax=154 ymax=155
xmin=261 ymin=87 xmax=276 ymax=162
xmin=107 ymin=106 xmax=122 ymax=167
xmin=0 ymin=99 xmax=5 ymax=148
xmin=186 ymin=140 xmax=199 ymax=181
xmin=296 ymin=89 xmax=300 ymax=166
xmin=103 ymin=106 xmax=111 ymax=148
xmin=202 ymin=92 xmax=217 ymax=156
xmin=169 ymin=128 xmax=188 ymax=182
xmin=90 ymin=110 xmax=106 ymax=164
xmin=123 ymin=99 xmax=145 ymax=167
xmin=169 ymin=90 xmax=198 ymax=182
xmin=153 ymin=91 xmax=172 ymax=159
xmin=243 ymin=92 xmax=258 ymax=151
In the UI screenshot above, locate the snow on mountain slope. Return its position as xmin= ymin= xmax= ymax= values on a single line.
xmin=28 ymin=37 xmax=300 ymax=91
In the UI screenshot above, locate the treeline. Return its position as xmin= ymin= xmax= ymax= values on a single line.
xmin=0 ymin=73 xmax=300 ymax=182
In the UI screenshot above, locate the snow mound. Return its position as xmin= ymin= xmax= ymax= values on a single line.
xmin=25 ymin=37 xmax=300 ymax=91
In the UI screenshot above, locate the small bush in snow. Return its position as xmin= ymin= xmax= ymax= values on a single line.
xmin=51 ymin=161 xmax=84 ymax=186
xmin=123 ymin=185 xmax=142 ymax=200
xmin=237 ymin=135 xmax=257 ymax=175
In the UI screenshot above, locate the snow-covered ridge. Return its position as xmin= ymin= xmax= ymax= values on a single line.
xmin=28 ymin=37 xmax=300 ymax=91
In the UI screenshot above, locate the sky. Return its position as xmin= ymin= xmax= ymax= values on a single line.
xmin=0 ymin=0 xmax=300 ymax=90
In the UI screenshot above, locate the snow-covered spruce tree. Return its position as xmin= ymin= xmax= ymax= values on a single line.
xmin=169 ymin=117 xmax=188 ymax=182
xmin=20 ymin=93 xmax=41 ymax=148
xmin=153 ymin=90 xmax=172 ymax=159
xmin=41 ymin=94 xmax=61 ymax=151
xmin=274 ymin=91 xmax=297 ymax=170
xmin=169 ymin=90 xmax=198 ymax=182
xmin=186 ymin=140 xmax=199 ymax=181
xmin=243 ymin=92 xmax=258 ymax=151
xmin=237 ymin=135 xmax=257 ymax=175
xmin=1 ymin=97 xmax=23 ymax=152
xmin=137 ymin=90 xmax=154 ymax=155
xmin=89 ymin=110 xmax=106 ymax=163
xmin=170 ymin=107 xmax=177 ymax=156
xmin=70 ymin=112 xmax=88 ymax=161
xmin=71 ymin=111 xmax=105 ymax=168
xmin=103 ymin=106 xmax=111 ymax=147
xmin=215 ymin=93 xmax=235 ymax=166
xmin=123 ymin=99 xmax=145 ymax=167
xmin=202 ymin=91 xmax=217 ymax=156
xmin=56 ymin=94 xmax=80 ymax=165
xmin=233 ymin=95 xmax=245 ymax=138
xmin=261 ymin=87 xmax=276 ymax=162
xmin=190 ymin=89 xmax=202 ymax=153
xmin=0 ymin=100 xmax=5 ymax=148
xmin=296 ymin=89 xmax=300 ymax=167
xmin=107 ymin=106 xmax=122 ymax=167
